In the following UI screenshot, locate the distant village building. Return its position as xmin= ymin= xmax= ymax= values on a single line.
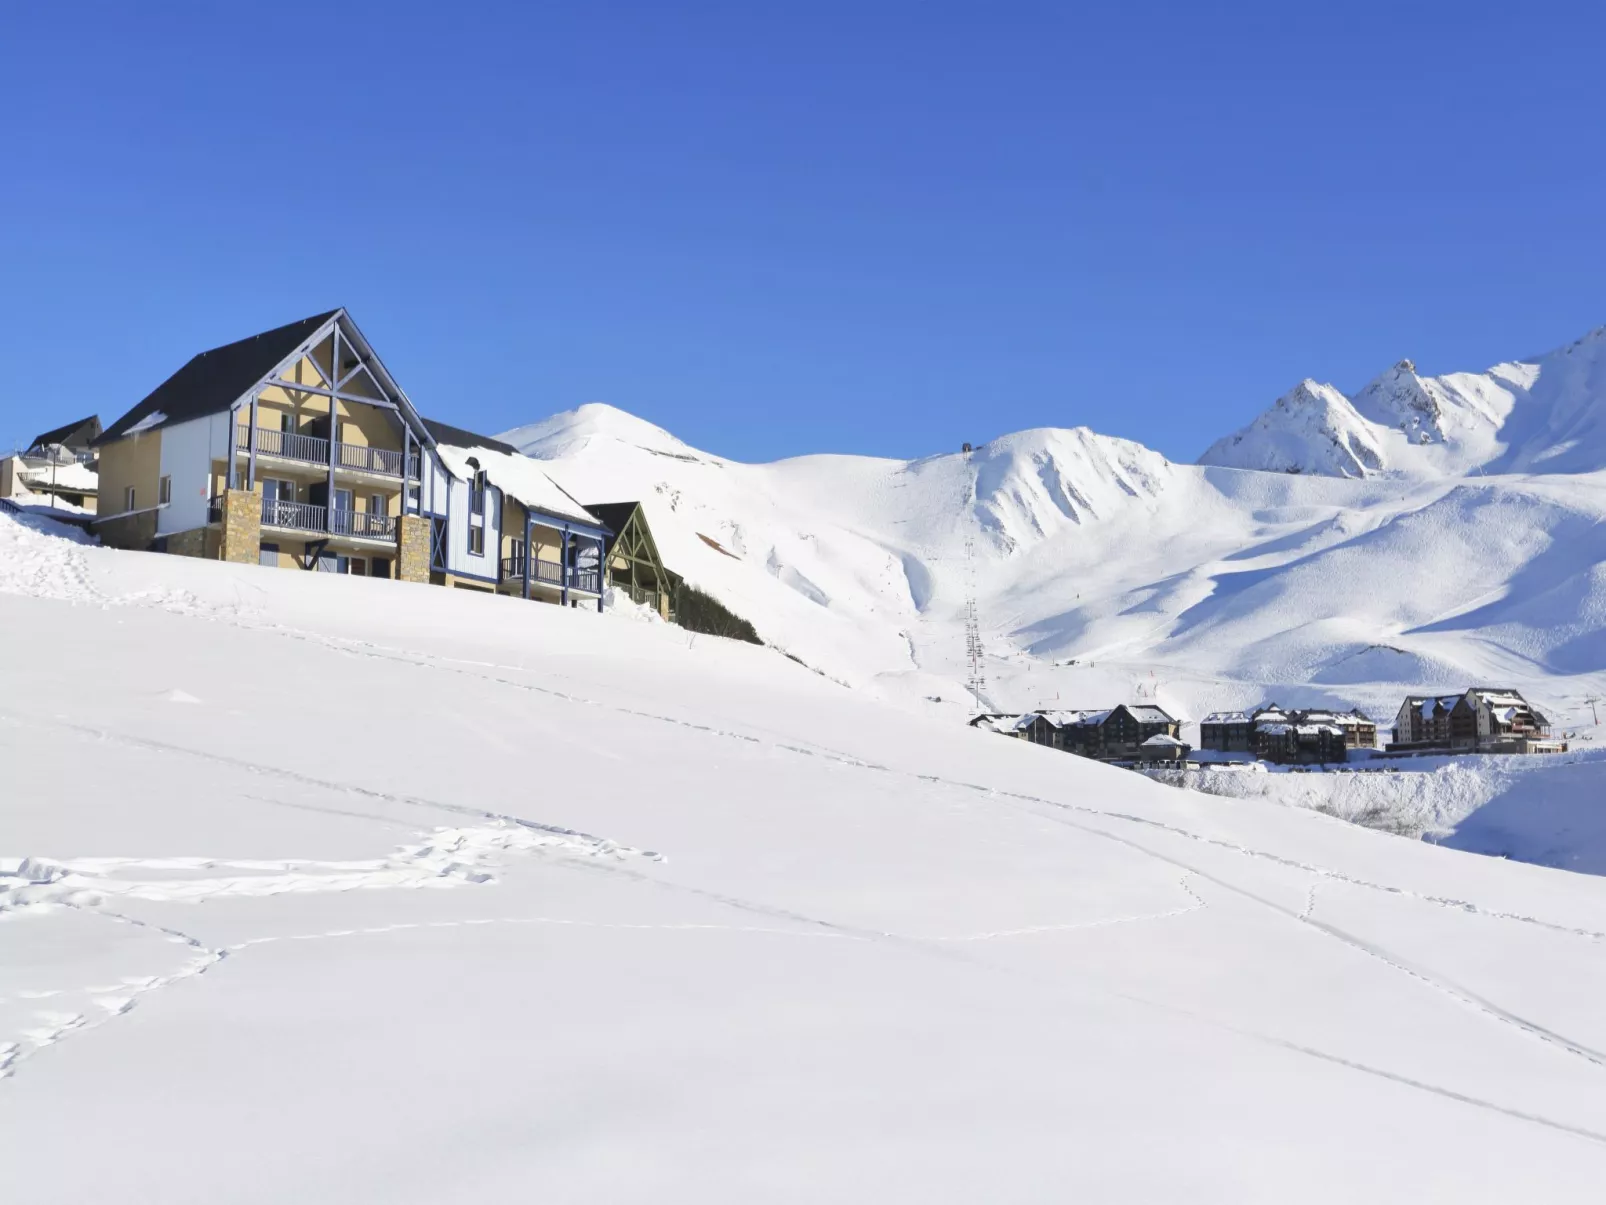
xmin=1199 ymin=703 xmax=1378 ymax=765
xmin=1011 ymin=705 xmax=1186 ymax=762
xmin=967 ymin=713 xmax=1021 ymax=736
xmin=1 ymin=415 xmax=102 ymax=511
xmin=1389 ymin=689 xmax=1566 ymax=755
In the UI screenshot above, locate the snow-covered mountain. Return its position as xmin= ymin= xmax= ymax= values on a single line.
xmin=502 ymin=328 xmax=1606 ymax=736
xmin=1201 ymin=327 xmax=1606 ymax=479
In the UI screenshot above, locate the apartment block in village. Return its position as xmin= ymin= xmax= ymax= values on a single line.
xmin=1 ymin=415 xmax=102 ymax=512
xmin=1199 ymin=704 xmax=1379 ymax=765
xmin=1389 ymin=688 xmax=1566 ymax=755
xmin=1008 ymin=704 xmax=1188 ymax=762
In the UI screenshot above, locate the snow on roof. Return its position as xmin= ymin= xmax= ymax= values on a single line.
xmin=1328 ymin=712 xmax=1372 ymax=726
xmin=1294 ymin=724 xmax=1342 ymax=736
xmin=18 ymin=461 xmax=97 ymax=491
xmin=1257 ymin=722 xmax=1292 ymax=735
xmin=124 ymin=410 xmax=166 ymax=436
xmin=1476 ymin=692 xmax=1528 ymax=708
xmin=971 ymin=715 xmax=1021 ymax=735
xmin=1202 ymin=711 xmax=1251 ymax=725
xmin=433 ymin=440 xmax=602 ymax=529
xmin=1021 ymin=709 xmax=1116 ymax=729
xmin=1124 ymin=706 xmax=1174 ymax=723
xmin=1141 ymin=733 xmax=1185 ymax=747
xmin=1418 ymin=696 xmax=1459 ymax=719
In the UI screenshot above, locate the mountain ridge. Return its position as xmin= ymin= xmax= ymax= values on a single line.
xmin=497 ymin=324 xmax=1606 ymax=733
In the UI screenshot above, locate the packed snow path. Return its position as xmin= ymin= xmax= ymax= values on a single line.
xmin=5 ymin=514 xmax=1606 ymax=1201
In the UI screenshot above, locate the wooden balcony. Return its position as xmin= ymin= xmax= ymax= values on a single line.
xmin=499 ymin=554 xmax=601 ymax=594
xmin=260 ymin=499 xmax=397 ymax=542
xmin=236 ymin=426 xmax=418 ymax=480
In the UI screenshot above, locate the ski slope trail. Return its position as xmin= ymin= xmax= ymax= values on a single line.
xmin=6 ymin=514 xmax=1606 ymax=1199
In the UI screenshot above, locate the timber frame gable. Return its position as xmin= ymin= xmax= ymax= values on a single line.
xmin=589 ymin=501 xmax=676 ymax=620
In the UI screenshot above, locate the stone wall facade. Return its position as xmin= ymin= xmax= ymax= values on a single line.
xmin=220 ymin=486 xmax=262 ymax=565
xmin=96 ymin=510 xmax=158 ymax=552
xmin=165 ymin=527 xmax=211 ymax=559
xmin=397 ymin=514 xmax=430 ymax=583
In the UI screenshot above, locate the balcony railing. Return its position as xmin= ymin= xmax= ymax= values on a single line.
xmin=258 ymin=499 xmax=396 ymax=541
xmin=238 ymin=425 xmax=329 ymax=465
xmin=330 ymin=507 xmax=397 ymax=541
xmin=237 ymin=426 xmax=417 ymax=479
xmin=261 ymin=499 xmax=326 ymax=533
xmin=336 ymin=442 xmax=408 ymax=478
xmin=499 ymin=555 xmax=600 ymax=593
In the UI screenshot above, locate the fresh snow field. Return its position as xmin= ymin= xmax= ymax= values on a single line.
xmin=6 ymin=511 xmax=1606 ymax=1200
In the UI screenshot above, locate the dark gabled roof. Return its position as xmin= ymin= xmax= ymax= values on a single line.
xmin=586 ymin=500 xmax=671 ymax=565
xmin=29 ymin=415 xmax=101 ymax=452
xmin=420 ymin=418 xmax=520 ymax=456
xmin=97 ymin=311 xmax=341 ymax=445
xmin=585 ymin=501 xmax=644 ymax=539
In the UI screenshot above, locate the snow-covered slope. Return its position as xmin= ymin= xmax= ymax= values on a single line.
xmin=7 ymin=514 xmax=1606 ymax=1199
xmin=502 ymin=395 xmax=1606 ymax=743
xmin=1201 ymin=327 xmax=1606 ymax=480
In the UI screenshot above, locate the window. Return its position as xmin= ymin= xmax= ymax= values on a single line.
xmin=124 ymin=486 xmax=136 ymax=511
xmin=279 ymin=412 xmax=295 ymax=434
xmin=258 ymin=542 xmax=279 ymax=567
xmin=350 ymin=558 xmax=368 ymax=577
xmin=469 ymin=469 xmax=487 ymax=515
xmin=371 ymin=558 xmax=391 ymax=580
xmin=369 ymin=493 xmax=386 ymax=517
xmin=332 ymin=488 xmax=353 ymax=512
xmin=262 ymin=479 xmax=294 ymax=503
xmin=158 ymin=476 xmax=172 ymax=505
xmin=468 ymin=525 xmax=484 ymax=556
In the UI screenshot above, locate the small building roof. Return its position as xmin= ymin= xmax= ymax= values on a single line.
xmin=1141 ymin=733 xmax=1186 ymax=747
xmin=970 ymin=714 xmax=1022 ymax=735
xmin=420 ymin=418 xmax=520 ymax=457
xmin=1201 ymin=711 xmax=1252 ymax=725
xmin=29 ymin=415 xmax=101 ymax=453
xmin=1124 ymin=705 xmax=1176 ymax=724
xmin=17 ymin=460 xmax=99 ymax=492
xmin=428 ymin=423 xmax=603 ymax=530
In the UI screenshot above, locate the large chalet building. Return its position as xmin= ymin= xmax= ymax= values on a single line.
xmin=1199 ymin=704 xmax=1378 ymax=765
xmin=89 ymin=310 xmax=612 ymax=608
xmin=1013 ymin=705 xmax=1187 ymax=762
xmin=1389 ymin=688 xmax=1566 ymax=755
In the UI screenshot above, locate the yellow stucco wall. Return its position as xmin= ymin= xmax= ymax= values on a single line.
xmin=97 ymin=432 xmax=162 ymax=524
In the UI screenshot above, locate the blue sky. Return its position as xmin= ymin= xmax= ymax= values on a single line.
xmin=3 ymin=2 xmax=1603 ymax=463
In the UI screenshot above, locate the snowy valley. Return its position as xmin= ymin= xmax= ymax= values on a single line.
xmin=491 ymin=328 xmax=1606 ymax=866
